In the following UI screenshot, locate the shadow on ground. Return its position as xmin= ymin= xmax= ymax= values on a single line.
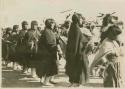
xmin=2 ymin=67 xmax=42 ymax=87
xmin=2 ymin=66 xmax=103 ymax=88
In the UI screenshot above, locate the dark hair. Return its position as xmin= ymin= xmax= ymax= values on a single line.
xmin=72 ymin=12 xmax=84 ymax=23
xmin=13 ymin=25 xmax=19 ymax=32
xmin=13 ymin=25 xmax=19 ymax=30
xmin=22 ymin=21 xmax=28 ymax=26
xmin=102 ymin=14 xmax=112 ymax=26
xmin=106 ymin=25 xmax=122 ymax=38
xmin=6 ymin=27 xmax=12 ymax=34
xmin=64 ymin=20 xmax=71 ymax=25
xmin=45 ymin=18 xmax=55 ymax=28
xmin=31 ymin=20 xmax=38 ymax=26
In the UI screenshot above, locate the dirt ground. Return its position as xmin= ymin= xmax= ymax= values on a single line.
xmin=2 ymin=62 xmax=103 ymax=88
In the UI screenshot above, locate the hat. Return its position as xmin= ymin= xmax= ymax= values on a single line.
xmin=22 ymin=21 xmax=28 ymax=25
xmin=31 ymin=20 xmax=38 ymax=25
xmin=6 ymin=27 xmax=12 ymax=31
xmin=6 ymin=27 xmax=12 ymax=34
xmin=13 ymin=25 xmax=19 ymax=29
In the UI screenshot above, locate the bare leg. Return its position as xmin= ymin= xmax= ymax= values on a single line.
xmin=40 ymin=78 xmax=42 ymax=83
xmin=23 ymin=67 xmax=28 ymax=74
xmin=49 ymin=76 xmax=57 ymax=84
xmin=43 ymin=76 xmax=54 ymax=86
xmin=71 ymin=83 xmax=79 ymax=87
xmin=31 ymin=68 xmax=37 ymax=77
xmin=13 ymin=62 xmax=17 ymax=70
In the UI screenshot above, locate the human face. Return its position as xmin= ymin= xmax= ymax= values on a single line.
xmin=50 ymin=22 xmax=55 ymax=30
xmin=66 ymin=22 xmax=71 ymax=29
xmin=118 ymin=25 xmax=123 ymax=30
xmin=8 ymin=30 xmax=12 ymax=34
xmin=79 ymin=18 xmax=84 ymax=27
xmin=111 ymin=16 xmax=118 ymax=24
xmin=23 ymin=24 xmax=28 ymax=30
xmin=15 ymin=28 xmax=19 ymax=32
xmin=32 ymin=24 xmax=38 ymax=30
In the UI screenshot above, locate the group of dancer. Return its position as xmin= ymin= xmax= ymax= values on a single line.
xmin=2 ymin=12 xmax=125 ymax=87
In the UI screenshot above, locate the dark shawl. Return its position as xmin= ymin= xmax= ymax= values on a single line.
xmin=37 ymin=28 xmax=57 ymax=57
xmin=24 ymin=29 xmax=41 ymax=67
xmin=25 ymin=29 xmax=41 ymax=54
xmin=36 ymin=28 xmax=58 ymax=77
xmin=65 ymin=23 xmax=89 ymax=83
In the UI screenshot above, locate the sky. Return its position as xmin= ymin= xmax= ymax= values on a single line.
xmin=0 ymin=0 xmax=125 ymax=27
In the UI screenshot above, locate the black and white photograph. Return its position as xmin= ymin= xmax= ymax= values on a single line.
xmin=0 ymin=0 xmax=125 ymax=88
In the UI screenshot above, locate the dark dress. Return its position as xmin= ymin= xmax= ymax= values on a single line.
xmin=35 ymin=28 xmax=58 ymax=78
xmin=65 ymin=23 xmax=89 ymax=84
xmin=25 ymin=29 xmax=41 ymax=68
xmin=2 ymin=34 xmax=11 ymax=61
xmin=8 ymin=32 xmax=19 ymax=62
xmin=16 ymin=30 xmax=27 ymax=66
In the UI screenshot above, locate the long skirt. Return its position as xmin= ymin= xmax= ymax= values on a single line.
xmin=104 ymin=62 xmax=121 ymax=87
xmin=8 ymin=44 xmax=17 ymax=62
xmin=65 ymin=54 xmax=89 ymax=84
xmin=25 ymin=53 xmax=36 ymax=68
xmin=35 ymin=53 xmax=58 ymax=78
xmin=2 ymin=42 xmax=9 ymax=61
xmin=25 ymin=45 xmax=38 ymax=68
xmin=16 ymin=45 xmax=28 ymax=67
